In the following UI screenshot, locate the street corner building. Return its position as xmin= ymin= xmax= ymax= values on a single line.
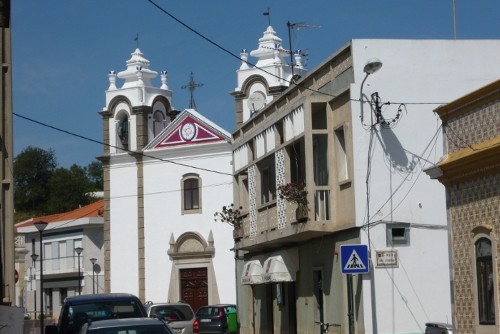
xmin=229 ymin=25 xmax=500 ymax=334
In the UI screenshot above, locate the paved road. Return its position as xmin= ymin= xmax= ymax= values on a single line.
xmin=23 ymin=319 xmax=56 ymax=334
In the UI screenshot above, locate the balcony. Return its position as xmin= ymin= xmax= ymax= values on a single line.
xmin=235 ymin=189 xmax=344 ymax=252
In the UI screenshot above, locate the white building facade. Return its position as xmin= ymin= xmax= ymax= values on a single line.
xmin=231 ymin=32 xmax=500 ymax=334
xmin=100 ymin=49 xmax=235 ymax=311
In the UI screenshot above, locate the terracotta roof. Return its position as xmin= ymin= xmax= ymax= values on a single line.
xmin=15 ymin=200 xmax=104 ymax=231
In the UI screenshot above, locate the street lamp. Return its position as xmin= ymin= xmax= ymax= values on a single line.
xmin=75 ymin=247 xmax=83 ymax=295
xmin=30 ymin=253 xmax=38 ymax=322
xmin=34 ymin=221 xmax=48 ymax=334
xmin=90 ymin=258 xmax=97 ymax=294
xmin=360 ymin=57 xmax=382 ymax=334
xmin=360 ymin=58 xmax=383 ymax=126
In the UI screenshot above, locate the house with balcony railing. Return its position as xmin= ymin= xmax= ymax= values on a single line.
xmin=15 ymin=200 xmax=104 ymax=320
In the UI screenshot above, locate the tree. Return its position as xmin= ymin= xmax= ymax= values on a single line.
xmin=14 ymin=146 xmax=57 ymax=213
xmin=85 ymin=160 xmax=103 ymax=190
xmin=14 ymin=146 xmax=104 ymax=220
xmin=45 ymin=165 xmax=95 ymax=213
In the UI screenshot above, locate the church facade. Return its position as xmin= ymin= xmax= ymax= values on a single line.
xmin=99 ymin=49 xmax=235 ymax=310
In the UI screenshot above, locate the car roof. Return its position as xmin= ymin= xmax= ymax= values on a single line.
xmin=88 ymin=317 xmax=165 ymax=329
xmin=64 ymin=293 xmax=141 ymax=305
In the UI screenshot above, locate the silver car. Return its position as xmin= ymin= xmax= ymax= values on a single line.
xmin=79 ymin=317 xmax=173 ymax=334
xmin=144 ymin=302 xmax=195 ymax=334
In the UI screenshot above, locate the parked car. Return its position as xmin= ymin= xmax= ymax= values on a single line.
xmin=45 ymin=293 xmax=147 ymax=334
xmin=79 ymin=317 xmax=174 ymax=334
xmin=144 ymin=301 xmax=195 ymax=334
xmin=425 ymin=322 xmax=454 ymax=334
xmin=193 ymin=304 xmax=237 ymax=334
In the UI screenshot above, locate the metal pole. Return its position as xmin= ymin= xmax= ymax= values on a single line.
xmin=39 ymin=231 xmax=44 ymax=334
xmin=90 ymin=258 xmax=97 ymax=294
xmin=347 ymin=274 xmax=354 ymax=334
xmin=78 ymin=254 xmax=81 ymax=295
xmin=31 ymin=254 xmax=38 ymax=321
xmin=34 ymin=221 xmax=47 ymax=334
xmin=75 ymin=247 xmax=83 ymax=295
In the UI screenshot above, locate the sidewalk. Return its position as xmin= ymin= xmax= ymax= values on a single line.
xmin=23 ymin=319 xmax=56 ymax=334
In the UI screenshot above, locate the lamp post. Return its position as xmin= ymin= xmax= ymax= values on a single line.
xmin=360 ymin=57 xmax=382 ymax=334
xmin=34 ymin=221 xmax=48 ymax=334
xmin=75 ymin=247 xmax=83 ymax=295
xmin=30 ymin=253 xmax=38 ymax=322
xmin=90 ymin=258 xmax=97 ymax=294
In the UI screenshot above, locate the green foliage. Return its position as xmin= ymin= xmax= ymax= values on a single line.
xmin=14 ymin=146 xmax=57 ymax=213
xmin=14 ymin=146 xmax=103 ymax=219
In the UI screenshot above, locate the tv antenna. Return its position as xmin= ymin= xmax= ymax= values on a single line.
xmin=181 ymin=72 xmax=203 ymax=110
xmin=286 ymin=21 xmax=321 ymax=77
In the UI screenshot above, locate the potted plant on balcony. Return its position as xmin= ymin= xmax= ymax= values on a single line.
xmin=278 ymin=181 xmax=309 ymax=222
xmin=214 ymin=204 xmax=243 ymax=240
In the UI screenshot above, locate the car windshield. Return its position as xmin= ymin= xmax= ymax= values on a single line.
xmin=88 ymin=324 xmax=169 ymax=334
xmin=62 ymin=300 xmax=145 ymax=332
xmin=150 ymin=305 xmax=193 ymax=321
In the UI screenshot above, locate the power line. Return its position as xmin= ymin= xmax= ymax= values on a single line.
xmin=146 ymin=0 xmax=449 ymax=107
xmin=13 ymin=112 xmax=232 ymax=176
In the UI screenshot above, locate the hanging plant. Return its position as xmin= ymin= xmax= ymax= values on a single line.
xmin=214 ymin=203 xmax=243 ymax=229
xmin=278 ymin=181 xmax=309 ymax=208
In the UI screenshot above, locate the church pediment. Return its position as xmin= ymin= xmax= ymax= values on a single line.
xmin=150 ymin=111 xmax=229 ymax=149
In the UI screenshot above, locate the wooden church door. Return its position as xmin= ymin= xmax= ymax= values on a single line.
xmin=180 ymin=268 xmax=208 ymax=312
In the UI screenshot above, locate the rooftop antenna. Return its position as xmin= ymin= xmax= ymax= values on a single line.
xmin=181 ymin=72 xmax=203 ymax=110
xmin=286 ymin=21 xmax=321 ymax=77
xmin=263 ymin=8 xmax=271 ymax=26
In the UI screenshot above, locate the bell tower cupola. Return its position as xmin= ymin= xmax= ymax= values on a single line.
xmin=232 ymin=25 xmax=307 ymax=126
xmin=101 ymin=48 xmax=175 ymax=155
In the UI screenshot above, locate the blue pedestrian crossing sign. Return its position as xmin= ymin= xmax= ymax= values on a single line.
xmin=340 ymin=244 xmax=369 ymax=274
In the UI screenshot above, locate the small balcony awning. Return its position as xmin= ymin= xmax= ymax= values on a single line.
xmin=262 ymin=248 xmax=298 ymax=283
xmin=241 ymin=259 xmax=263 ymax=285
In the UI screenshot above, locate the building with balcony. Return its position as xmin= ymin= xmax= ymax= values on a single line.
xmin=15 ymin=199 xmax=104 ymax=320
xmin=231 ymin=30 xmax=500 ymax=334
xmin=426 ymin=79 xmax=500 ymax=334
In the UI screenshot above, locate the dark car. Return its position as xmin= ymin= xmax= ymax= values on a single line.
xmin=144 ymin=301 xmax=195 ymax=334
xmin=79 ymin=317 xmax=174 ymax=334
xmin=45 ymin=293 xmax=147 ymax=334
xmin=193 ymin=304 xmax=237 ymax=334
xmin=425 ymin=322 xmax=454 ymax=334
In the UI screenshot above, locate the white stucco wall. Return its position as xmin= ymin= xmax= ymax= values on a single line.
xmin=141 ymin=146 xmax=235 ymax=303
xmin=349 ymin=39 xmax=500 ymax=334
xmin=109 ymin=159 xmax=140 ymax=295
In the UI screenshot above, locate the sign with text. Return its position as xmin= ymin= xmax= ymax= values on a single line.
xmin=376 ymin=250 xmax=398 ymax=268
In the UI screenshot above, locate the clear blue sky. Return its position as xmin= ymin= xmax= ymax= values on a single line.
xmin=11 ymin=1 xmax=500 ymax=168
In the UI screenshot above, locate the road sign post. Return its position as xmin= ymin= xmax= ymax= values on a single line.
xmin=340 ymin=244 xmax=369 ymax=275
xmin=340 ymin=244 xmax=369 ymax=334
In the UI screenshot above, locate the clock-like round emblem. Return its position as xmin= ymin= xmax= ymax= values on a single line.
xmin=247 ymin=91 xmax=266 ymax=112
xmin=181 ymin=122 xmax=196 ymax=141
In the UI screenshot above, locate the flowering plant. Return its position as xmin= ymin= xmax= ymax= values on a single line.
xmin=214 ymin=203 xmax=243 ymax=228
xmin=278 ymin=181 xmax=308 ymax=207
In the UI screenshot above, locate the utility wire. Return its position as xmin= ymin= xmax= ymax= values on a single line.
xmin=146 ymin=0 xmax=448 ymax=107
xmin=14 ymin=112 xmax=232 ymax=176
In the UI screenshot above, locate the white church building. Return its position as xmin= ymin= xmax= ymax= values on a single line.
xmin=99 ymin=48 xmax=235 ymax=312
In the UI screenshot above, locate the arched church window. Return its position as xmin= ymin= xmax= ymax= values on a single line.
xmin=153 ymin=111 xmax=165 ymax=137
xmin=181 ymin=174 xmax=202 ymax=214
xmin=476 ymin=237 xmax=496 ymax=324
xmin=116 ymin=114 xmax=129 ymax=150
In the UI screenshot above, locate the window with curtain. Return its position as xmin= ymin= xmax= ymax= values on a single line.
xmin=476 ymin=237 xmax=495 ymax=324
